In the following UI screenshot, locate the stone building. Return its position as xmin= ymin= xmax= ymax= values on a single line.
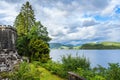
xmin=0 ymin=25 xmax=21 ymax=72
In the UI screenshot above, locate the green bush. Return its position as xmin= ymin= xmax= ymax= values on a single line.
xmin=0 ymin=72 xmax=11 ymax=79
xmin=40 ymin=54 xmax=120 ymax=80
xmin=76 ymin=67 xmax=106 ymax=80
xmin=76 ymin=63 xmax=120 ymax=80
xmin=10 ymin=62 xmax=41 ymax=80
xmin=29 ymin=38 xmax=50 ymax=62
xmin=62 ymin=54 xmax=90 ymax=71
xmin=40 ymin=54 xmax=90 ymax=78
xmin=106 ymin=63 xmax=120 ymax=80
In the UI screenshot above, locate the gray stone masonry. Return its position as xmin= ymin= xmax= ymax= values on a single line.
xmin=0 ymin=25 xmax=22 ymax=72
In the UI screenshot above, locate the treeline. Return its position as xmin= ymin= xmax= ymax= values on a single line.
xmin=50 ymin=42 xmax=120 ymax=49
xmin=81 ymin=42 xmax=120 ymax=49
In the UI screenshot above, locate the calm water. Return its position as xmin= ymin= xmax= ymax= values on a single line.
xmin=50 ymin=49 xmax=120 ymax=68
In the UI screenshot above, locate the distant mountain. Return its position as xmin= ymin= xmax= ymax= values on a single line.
xmin=49 ymin=42 xmax=120 ymax=49
xmin=49 ymin=43 xmax=63 ymax=49
xmin=49 ymin=43 xmax=74 ymax=49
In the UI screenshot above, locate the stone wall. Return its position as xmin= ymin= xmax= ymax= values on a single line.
xmin=0 ymin=25 xmax=22 ymax=72
xmin=0 ymin=49 xmax=21 ymax=72
xmin=0 ymin=25 xmax=17 ymax=50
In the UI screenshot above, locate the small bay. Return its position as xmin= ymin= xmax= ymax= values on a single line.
xmin=50 ymin=49 xmax=120 ymax=68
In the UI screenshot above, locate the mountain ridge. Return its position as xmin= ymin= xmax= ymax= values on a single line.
xmin=49 ymin=41 xmax=120 ymax=49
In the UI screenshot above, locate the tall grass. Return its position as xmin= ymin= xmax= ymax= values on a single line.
xmin=10 ymin=62 xmax=41 ymax=80
xmin=62 ymin=54 xmax=90 ymax=71
xmin=40 ymin=54 xmax=90 ymax=78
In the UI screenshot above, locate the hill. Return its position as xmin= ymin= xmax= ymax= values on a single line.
xmin=80 ymin=42 xmax=120 ymax=49
xmin=49 ymin=42 xmax=120 ymax=49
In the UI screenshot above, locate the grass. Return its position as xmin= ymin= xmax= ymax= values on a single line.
xmin=38 ymin=66 xmax=64 ymax=80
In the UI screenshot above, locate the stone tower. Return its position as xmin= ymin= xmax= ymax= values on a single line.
xmin=0 ymin=25 xmax=17 ymax=50
xmin=0 ymin=25 xmax=21 ymax=72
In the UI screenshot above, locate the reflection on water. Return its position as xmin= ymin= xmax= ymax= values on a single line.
xmin=50 ymin=49 xmax=120 ymax=68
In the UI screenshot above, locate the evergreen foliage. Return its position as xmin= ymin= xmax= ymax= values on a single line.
xmin=14 ymin=1 xmax=35 ymax=36
xmin=14 ymin=1 xmax=51 ymax=62
xmin=29 ymin=38 xmax=50 ymax=62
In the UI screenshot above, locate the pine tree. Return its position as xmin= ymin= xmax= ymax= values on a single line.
xmin=14 ymin=13 xmax=26 ymax=36
xmin=35 ymin=21 xmax=51 ymax=42
xmin=14 ymin=1 xmax=36 ymax=36
xmin=14 ymin=1 xmax=51 ymax=62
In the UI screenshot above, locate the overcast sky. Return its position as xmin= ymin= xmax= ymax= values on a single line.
xmin=0 ymin=0 xmax=120 ymax=45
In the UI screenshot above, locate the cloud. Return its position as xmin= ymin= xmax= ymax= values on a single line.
xmin=82 ymin=19 xmax=98 ymax=27
xmin=0 ymin=1 xmax=22 ymax=24
xmin=0 ymin=0 xmax=120 ymax=44
xmin=101 ymin=0 xmax=120 ymax=15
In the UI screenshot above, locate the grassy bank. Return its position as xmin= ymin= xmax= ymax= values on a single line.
xmin=0 ymin=62 xmax=64 ymax=80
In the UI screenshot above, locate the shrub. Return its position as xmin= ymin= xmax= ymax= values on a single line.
xmin=10 ymin=62 xmax=41 ymax=80
xmin=41 ymin=54 xmax=90 ymax=78
xmin=40 ymin=54 xmax=120 ymax=80
xmin=76 ymin=67 xmax=106 ymax=80
xmin=0 ymin=72 xmax=11 ymax=79
xmin=29 ymin=38 xmax=50 ymax=62
xmin=106 ymin=63 xmax=120 ymax=80
xmin=62 ymin=54 xmax=90 ymax=71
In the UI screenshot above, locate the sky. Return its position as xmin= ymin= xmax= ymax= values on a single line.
xmin=0 ymin=0 xmax=120 ymax=45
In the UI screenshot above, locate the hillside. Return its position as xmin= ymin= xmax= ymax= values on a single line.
xmin=49 ymin=42 xmax=120 ymax=49
xmin=80 ymin=42 xmax=120 ymax=49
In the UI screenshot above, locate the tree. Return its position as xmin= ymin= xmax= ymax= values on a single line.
xmin=28 ymin=21 xmax=51 ymax=43
xmin=14 ymin=1 xmax=36 ymax=36
xmin=35 ymin=21 xmax=51 ymax=42
xmin=14 ymin=13 xmax=26 ymax=36
xmin=29 ymin=38 xmax=50 ymax=62
xmin=14 ymin=1 xmax=51 ymax=62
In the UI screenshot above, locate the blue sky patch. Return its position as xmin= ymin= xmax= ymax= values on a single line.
xmin=94 ymin=15 xmax=111 ymax=22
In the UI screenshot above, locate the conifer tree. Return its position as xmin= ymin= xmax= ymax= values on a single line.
xmin=14 ymin=1 xmax=35 ymax=36
xmin=14 ymin=1 xmax=51 ymax=62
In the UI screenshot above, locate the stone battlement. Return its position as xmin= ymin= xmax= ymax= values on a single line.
xmin=0 ymin=25 xmax=12 ymax=27
xmin=0 ymin=25 xmax=16 ymax=32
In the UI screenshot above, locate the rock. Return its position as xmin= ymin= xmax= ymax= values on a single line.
xmin=0 ymin=49 xmax=22 ymax=72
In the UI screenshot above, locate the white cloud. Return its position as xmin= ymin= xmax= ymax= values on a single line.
xmin=107 ymin=26 xmax=120 ymax=41
xmin=0 ymin=1 xmax=21 ymax=24
xmin=0 ymin=0 xmax=120 ymax=44
xmin=67 ymin=26 xmax=96 ymax=40
xmin=102 ymin=0 xmax=118 ymax=15
xmin=51 ymin=26 xmax=96 ymax=43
